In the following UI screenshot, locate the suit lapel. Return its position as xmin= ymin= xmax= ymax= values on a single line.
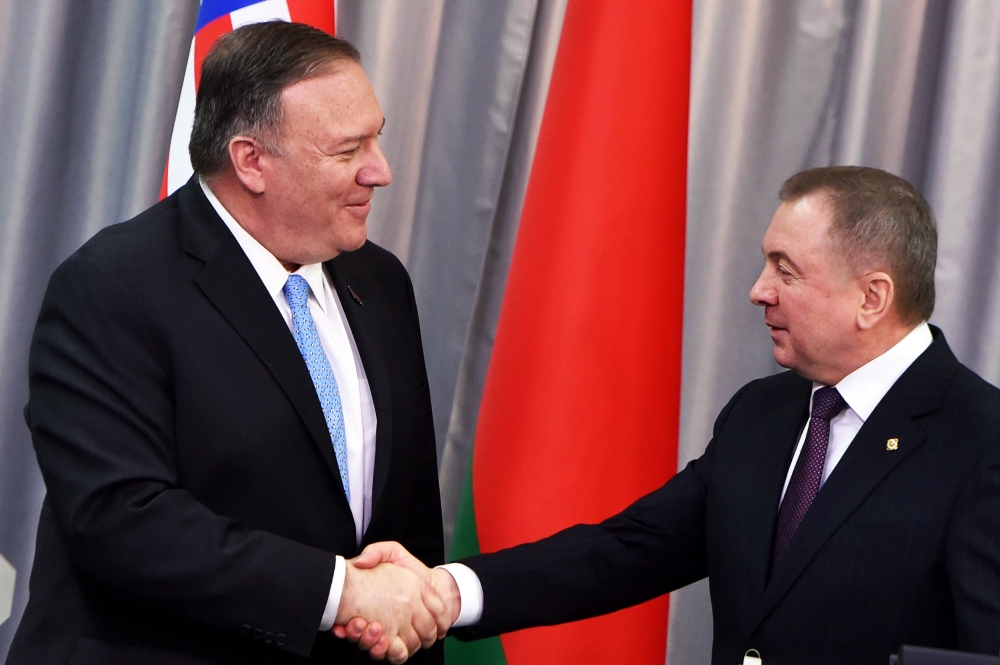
xmin=748 ymin=330 xmax=959 ymax=634
xmin=325 ymin=254 xmax=394 ymax=525
xmin=744 ymin=381 xmax=811 ymax=607
xmin=751 ymin=391 xmax=925 ymax=630
xmin=177 ymin=180 xmax=347 ymax=494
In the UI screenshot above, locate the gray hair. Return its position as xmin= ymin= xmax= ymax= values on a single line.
xmin=779 ymin=166 xmax=937 ymax=324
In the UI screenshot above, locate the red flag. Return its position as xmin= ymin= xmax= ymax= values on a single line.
xmin=468 ymin=2 xmax=692 ymax=663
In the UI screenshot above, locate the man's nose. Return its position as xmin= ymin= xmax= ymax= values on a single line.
xmin=358 ymin=143 xmax=392 ymax=187
xmin=749 ymin=270 xmax=775 ymax=307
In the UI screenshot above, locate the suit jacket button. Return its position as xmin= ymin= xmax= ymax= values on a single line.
xmin=241 ymin=624 xmax=251 ymax=635
xmin=264 ymin=631 xmax=274 ymax=644
xmin=254 ymin=627 xmax=263 ymax=640
xmin=276 ymin=633 xmax=287 ymax=646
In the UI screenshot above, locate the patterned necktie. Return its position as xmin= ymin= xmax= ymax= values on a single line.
xmin=771 ymin=386 xmax=847 ymax=572
xmin=283 ymin=274 xmax=350 ymax=501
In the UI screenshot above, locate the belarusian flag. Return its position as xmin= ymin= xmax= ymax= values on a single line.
xmin=160 ymin=0 xmax=337 ymax=199
xmin=446 ymin=1 xmax=691 ymax=664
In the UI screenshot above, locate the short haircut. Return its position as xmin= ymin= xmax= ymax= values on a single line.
xmin=779 ymin=166 xmax=937 ymax=324
xmin=189 ymin=21 xmax=360 ymax=176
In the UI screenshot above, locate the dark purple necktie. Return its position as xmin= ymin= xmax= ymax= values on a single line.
xmin=771 ymin=386 xmax=847 ymax=572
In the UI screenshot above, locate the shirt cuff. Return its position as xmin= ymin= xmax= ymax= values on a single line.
xmin=319 ymin=555 xmax=346 ymax=631
xmin=437 ymin=562 xmax=483 ymax=627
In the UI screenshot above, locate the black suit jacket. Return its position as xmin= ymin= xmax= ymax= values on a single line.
xmin=8 ymin=179 xmax=444 ymax=665
xmin=458 ymin=329 xmax=1000 ymax=665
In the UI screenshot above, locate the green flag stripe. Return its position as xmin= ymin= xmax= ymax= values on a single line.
xmin=444 ymin=450 xmax=507 ymax=665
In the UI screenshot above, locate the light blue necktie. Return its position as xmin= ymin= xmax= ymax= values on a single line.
xmin=283 ymin=274 xmax=350 ymax=500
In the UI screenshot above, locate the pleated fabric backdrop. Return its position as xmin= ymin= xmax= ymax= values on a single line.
xmin=2 ymin=2 xmax=1000 ymax=664
xmin=446 ymin=4 xmax=690 ymax=663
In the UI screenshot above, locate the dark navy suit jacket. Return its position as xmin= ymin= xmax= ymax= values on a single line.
xmin=459 ymin=329 xmax=1000 ymax=665
xmin=8 ymin=179 xmax=444 ymax=665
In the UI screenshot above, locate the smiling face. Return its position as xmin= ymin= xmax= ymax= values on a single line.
xmin=749 ymin=192 xmax=867 ymax=384
xmin=251 ymin=61 xmax=391 ymax=266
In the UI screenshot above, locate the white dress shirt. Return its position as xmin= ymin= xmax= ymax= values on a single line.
xmin=201 ymin=180 xmax=376 ymax=631
xmin=444 ymin=322 xmax=935 ymax=628
xmin=780 ymin=322 xmax=933 ymax=501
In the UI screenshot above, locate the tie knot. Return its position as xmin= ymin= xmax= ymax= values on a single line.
xmin=811 ymin=386 xmax=847 ymax=421
xmin=284 ymin=274 xmax=310 ymax=309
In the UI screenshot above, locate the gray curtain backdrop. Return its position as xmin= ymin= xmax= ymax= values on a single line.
xmin=338 ymin=0 xmax=569 ymax=547
xmin=670 ymin=1 xmax=1000 ymax=663
xmin=0 ymin=1 xmax=199 ymax=657
xmin=2 ymin=1 xmax=1000 ymax=664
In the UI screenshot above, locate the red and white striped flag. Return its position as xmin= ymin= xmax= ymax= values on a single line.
xmin=161 ymin=0 xmax=337 ymax=198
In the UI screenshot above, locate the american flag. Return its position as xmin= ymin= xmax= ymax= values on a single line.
xmin=161 ymin=0 xmax=337 ymax=198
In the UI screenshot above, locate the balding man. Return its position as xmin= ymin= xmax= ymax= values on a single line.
xmin=351 ymin=167 xmax=1000 ymax=665
xmin=10 ymin=22 xmax=445 ymax=665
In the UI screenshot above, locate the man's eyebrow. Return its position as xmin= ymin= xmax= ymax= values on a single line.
xmin=335 ymin=118 xmax=386 ymax=146
xmin=767 ymin=250 xmax=801 ymax=273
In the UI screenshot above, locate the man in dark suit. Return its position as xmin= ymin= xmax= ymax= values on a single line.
xmin=347 ymin=166 xmax=1000 ymax=664
xmin=8 ymin=22 xmax=447 ymax=665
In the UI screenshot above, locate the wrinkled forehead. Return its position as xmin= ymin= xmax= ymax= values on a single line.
xmin=278 ymin=59 xmax=372 ymax=103
xmin=763 ymin=193 xmax=850 ymax=269
xmin=278 ymin=62 xmax=383 ymax=130
xmin=768 ymin=193 xmax=835 ymax=242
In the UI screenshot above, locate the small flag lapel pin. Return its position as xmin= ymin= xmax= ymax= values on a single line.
xmin=886 ymin=438 xmax=899 ymax=451
xmin=347 ymin=285 xmax=363 ymax=306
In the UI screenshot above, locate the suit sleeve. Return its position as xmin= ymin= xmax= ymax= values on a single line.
xmin=27 ymin=247 xmax=336 ymax=657
xmin=947 ymin=444 xmax=1000 ymax=653
xmin=454 ymin=381 xmax=756 ymax=639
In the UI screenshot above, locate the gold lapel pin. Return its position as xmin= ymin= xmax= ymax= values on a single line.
xmin=886 ymin=438 xmax=899 ymax=451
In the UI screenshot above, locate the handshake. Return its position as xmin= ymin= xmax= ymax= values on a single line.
xmin=332 ymin=542 xmax=461 ymax=664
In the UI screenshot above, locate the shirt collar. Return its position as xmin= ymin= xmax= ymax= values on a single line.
xmin=818 ymin=322 xmax=933 ymax=421
xmin=200 ymin=178 xmax=329 ymax=314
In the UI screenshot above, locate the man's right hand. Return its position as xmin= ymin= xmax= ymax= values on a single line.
xmin=355 ymin=541 xmax=461 ymax=622
xmin=334 ymin=552 xmax=450 ymax=664
xmin=333 ymin=542 xmax=462 ymax=663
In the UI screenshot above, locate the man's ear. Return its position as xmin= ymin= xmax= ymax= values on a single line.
xmin=228 ymin=136 xmax=267 ymax=194
xmin=857 ymin=271 xmax=894 ymax=331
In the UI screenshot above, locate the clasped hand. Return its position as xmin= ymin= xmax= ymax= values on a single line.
xmin=333 ymin=542 xmax=461 ymax=664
